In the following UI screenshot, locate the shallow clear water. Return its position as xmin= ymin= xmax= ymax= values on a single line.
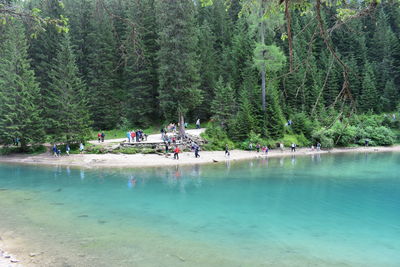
xmin=0 ymin=152 xmax=399 ymax=266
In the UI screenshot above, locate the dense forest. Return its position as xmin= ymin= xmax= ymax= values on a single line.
xmin=0 ymin=0 xmax=399 ymax=151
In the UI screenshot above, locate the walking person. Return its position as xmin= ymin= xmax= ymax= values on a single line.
xmin=196 ymin=118 xmax=200 ymax=129
xmin=97 ymin=132 xmax=101 ymax=143
xmin=225 ymin=144 xmax=230 ymax=157
xmin=79 ymin=143 xmax=84 ymax=154
xmin=52 ymin=144 xmax=58 ymax=157
xmin=127 ymin=131 xmax=131 ymax=143
xmin=101 ymin=132 xmax=105 ymax=142
xmin=194 ymin=146 xmax=200 ymax=158
xmin=248 ymin=142 xmax=253 ymax=151
xmin=174 ymin=146 xmax=180 ymax=160
xmin=280 ymin=142 xmax=284 ymax=152
xmin=66 ymin=144 xmax=70 ymax=156
xmin=256 ymin=143 xmax=261 ymax=153
xmin=291 ymin=143 xmax=296 ymax=152
xmin=317 ymin=142 xmax=321 ymax=151
xmin=131 ymin=131 xmax=136 ymax=143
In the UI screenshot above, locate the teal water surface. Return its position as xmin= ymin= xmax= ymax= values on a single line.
xmin=0 ymin=152 xmax=399 ymax=266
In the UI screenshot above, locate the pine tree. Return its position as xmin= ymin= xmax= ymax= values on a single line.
xmin=156 ymin=0 xmax=202 ymax=135
xmin=264 ymin=82 xmax=285 ymax=139
xmin=0 ymin=21 xmax=44 ymax=148
xmin=196 ymin=20 xmax=218 ymax=119
xmin=211 ymin=77 xmax=236 ymax=128
xmin=359 ymin=62 xmax=378 ymax=112
xmin=229 ymin=92 xmax=256 ymax=141
xmin=46 ymin=35 xmax=91 ymax=143
xmin=124 ymin=0 xmax=159 ymax=127
xmin=86 ymin=5 xmax=120 ymax=130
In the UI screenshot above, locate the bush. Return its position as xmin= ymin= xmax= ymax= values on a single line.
xmin=201 ymin=123 xmax=235 ymax=151
xmin=290 ymin=112 xmax=315 ymax=139
xmin=279 ymin=134 xmax=311 ymax=148
xmin=311 ymin=128 xmax=334 ymax=149
xmin=327 ymin=121 xmax=357 ymax=147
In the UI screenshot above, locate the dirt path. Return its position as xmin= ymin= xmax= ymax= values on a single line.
xmin=89 ymin=128 xmax=206 ymax=145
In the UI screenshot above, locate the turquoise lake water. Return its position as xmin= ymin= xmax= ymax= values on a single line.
xmin=0 ymin=152 xmax=399 ymax=266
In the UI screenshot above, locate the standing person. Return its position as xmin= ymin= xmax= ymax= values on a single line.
xmin=248 ymin=142 xmax=253 ymax=151
xmin=79 ymin=143 xmax=84 ymax=154
xmin=194 ymin=146 xmax=200 ymax=158
xmin=225 ymin=144 xmax=230 ymax=157
xmin=101 ymin=132 xmax=105 ymax=142
xmin=280 ymin=142 xmax=284 ymax=152
xmin=291 ymin=143 xmax=296 ymax=152
xmin=135 ymin=130 xmax=140 ymax=142
xmin=161 ymin=127 xmax=165 ymax=139
xmin=66 ymin=144 xmax=70 ymax=156
xmin=365 ymin=139 xmax=369 ymax=147
xmin=174 ymin=146 xmax=180 ymax=160
xmin=131 ymin=131 xmax=136 ymax=143
xmin=52 ymin=144 xmax=58 ymax=157
xmin=165 ymin=142 xmax=169 ymax=155
xmin=256 ymin=143 xmax=261 ymax=153
xmin=265 ymin=146 xmax=269 ymax=155
xmin=317 ymin=142 xmax=321 ymax=151
xmin=127 ymin=131 xmax=131 ymax=143
xmin=196 ymin=118 xmax=200 ymax=129
xmin=97 ymin=132 xmax=101 ymax=143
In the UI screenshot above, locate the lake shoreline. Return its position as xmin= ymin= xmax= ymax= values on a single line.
xmin=1 ymin=145 xmax=400 ymax=169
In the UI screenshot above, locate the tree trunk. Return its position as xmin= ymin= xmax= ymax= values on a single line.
xmin=260 ymin=0 xmax=266 ymax=112
xmin=178 ymin=111 xmax=186 ymax=138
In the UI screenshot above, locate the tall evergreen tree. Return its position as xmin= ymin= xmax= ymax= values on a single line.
xmin=359 ymin=62 xmax=378 ymax=112
xmin=86 ymin=5 xmax=121 ymax=130
xmin=156 ymin=0 xmax=202 ymax=135
xmin=46 ymin=35 xmax=91 ymax=143
xmin=0 ymin=21 xmax=44 ymax=148
xmin=211 ymin=77 xmax=236 ymax=128
xmin=124 ymin=0 xmax=159 ymax=127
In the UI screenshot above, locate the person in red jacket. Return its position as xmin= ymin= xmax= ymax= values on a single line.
xmin=174 ymin=146 xmax=180 ymax=160
xmin=131 ymin=131 xmax=136 ymax=142
xmin=97 ymin=132 xmax=101 ymax=143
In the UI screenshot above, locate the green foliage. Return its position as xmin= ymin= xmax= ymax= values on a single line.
xmin=201 ymin=123 xmax=235 ymax=150
xmin=46 ymin=34 xmax=91 ymax=143
xmin=253 ymin=44 xmax=286 ymax=73
xmin=290 ymin=112 xmax=314 ymax=139
xmin=211 ymin=77 xmax=236 ymax=128
xmin=311 ymin=128 xmax=334 ymax=149
xmin=156 ymin=0 xmax=202 ymax=121
xmin=0 ymin=20 xmax=45 ymax=147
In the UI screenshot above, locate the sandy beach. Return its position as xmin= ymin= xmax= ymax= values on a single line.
xmin=1 ymin=145 xmax=400 ymax=170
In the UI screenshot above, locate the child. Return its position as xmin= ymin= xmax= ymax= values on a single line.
xmin=174 ymin=146 xmax=180 ymax=160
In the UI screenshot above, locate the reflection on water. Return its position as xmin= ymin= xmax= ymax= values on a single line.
xmin=0 ymin=152 xmax=399 ymax=267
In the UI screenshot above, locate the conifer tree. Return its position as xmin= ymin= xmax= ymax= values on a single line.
xmin=86 ymin=6 xmax=120 ymax=130
xmin=0 ymin=21 xmax=44 ymax=148
xmin=211 ymin=77 xmax=236 ymax=128
xmin=156 ymin=0 xmax=202 ymax=135
xmin=264 ymin=82 xmax=285 ymax=138
xmin=359 ymin=62 xmax=378 ymax=112
xmin=46 ymin=34 xmax=91 ymax=143
xmin=124 ymin=0 xmax=159 ymax=127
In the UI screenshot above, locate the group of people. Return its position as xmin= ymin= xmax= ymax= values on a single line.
xmin=97 ymin=132 xmax=105 ymax=142
xmin=249 ymin=143 xmax=269 ymax=154
xmin=52 ymin=143 xmax=85 ymax=157
xmin=126 ymin=130 xmax=147 ymax=143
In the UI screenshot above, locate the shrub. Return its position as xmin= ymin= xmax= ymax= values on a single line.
xmin=290 ymin=112 xmax=314 ymax=139
xmin=327 ymin=121 xmax=357 ymax=147
xmin=311 ymin=128 xmax=334 ymax=149
xmin=201 ymin=124 xmax=235 ymax=151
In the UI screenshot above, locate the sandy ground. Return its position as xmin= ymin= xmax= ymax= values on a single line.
xmin=89 ymin=128 xmax=206 ymax=145
xmin=1 ymin=145 xmax=400 ymax=170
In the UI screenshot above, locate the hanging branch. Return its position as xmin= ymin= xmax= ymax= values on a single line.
xmin=315 ymin=0 xmax=354 ymax=109
xmin=327 ymin=0 xmax=378 ymax=34
xmin=284 ymin=0 xmax=293 ymax=72
xmin=311 ymin=53 xmax=335 ymax=116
